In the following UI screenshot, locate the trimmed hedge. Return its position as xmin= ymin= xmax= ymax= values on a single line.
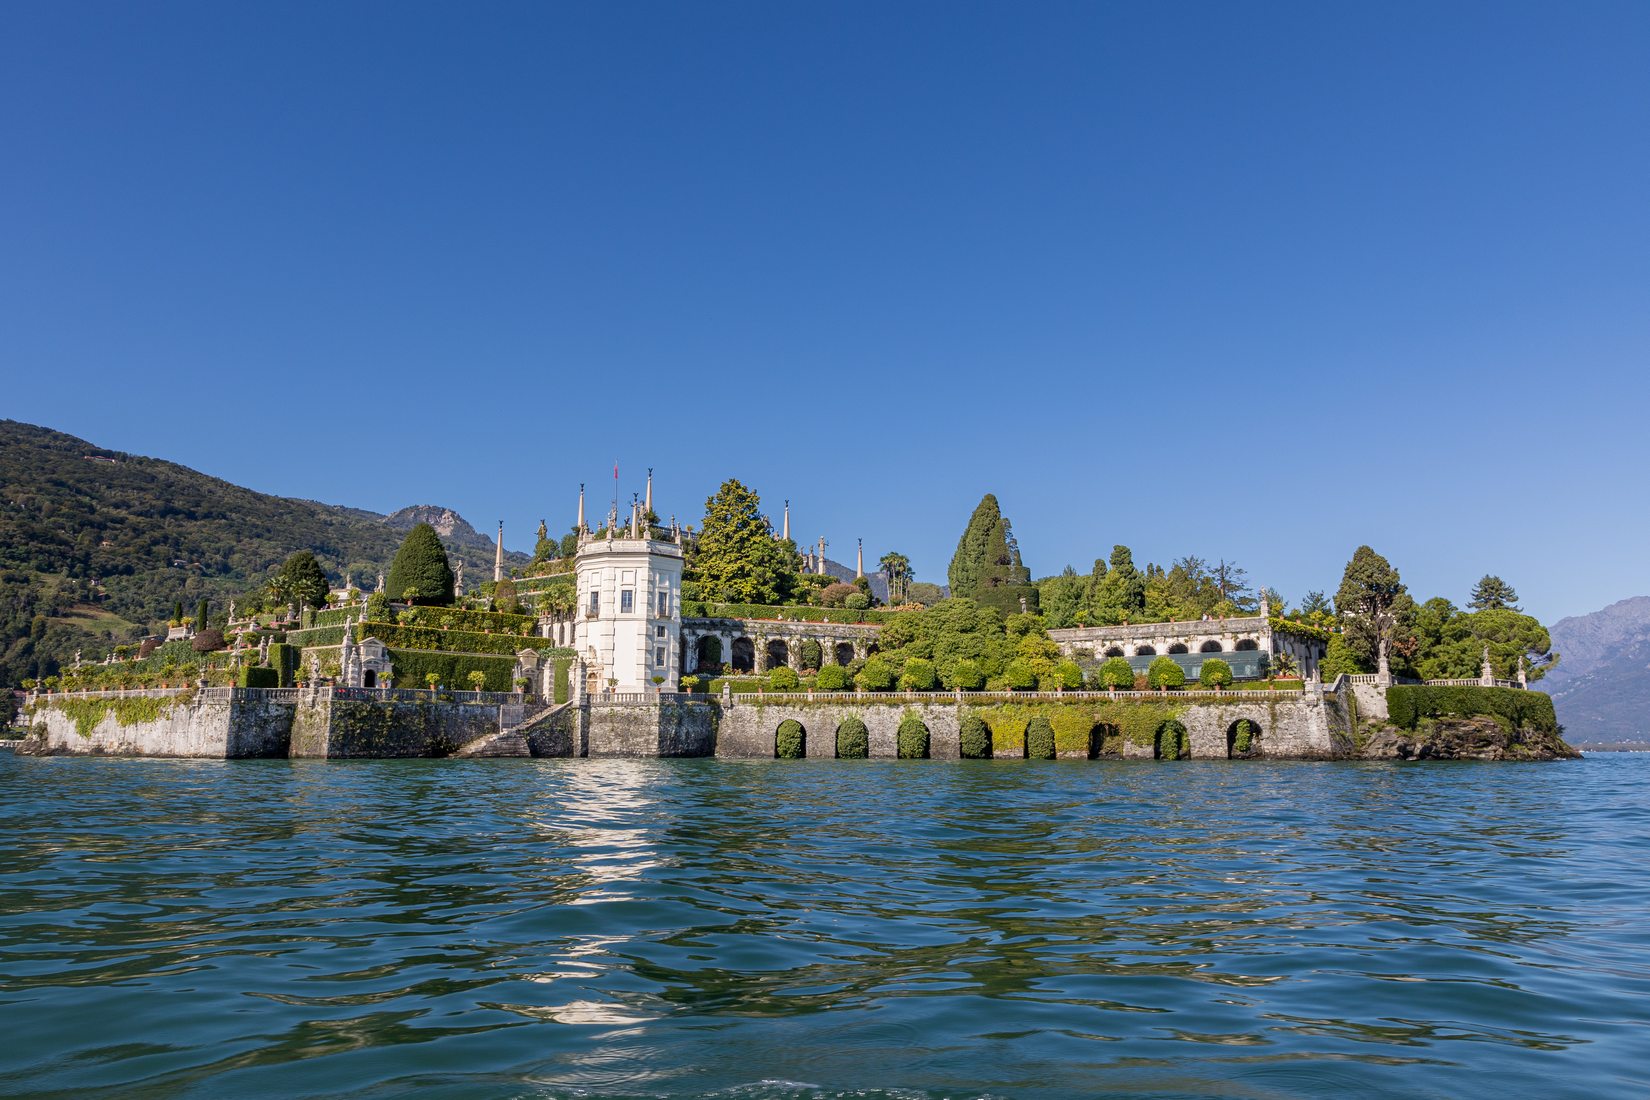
xmin=1147 ymin=656 xmax=1186 ymax=690
xmin=1386 ymin=685 xmax=1557 ymax=733
xmin=1198 ymin=658 xmax=1233 ymax=688
xmin=680 ymin=600 xmax=899 ymax=625
xmin=386 ymin=649 xmax=516 ymax=693
xmin=1156 ymin=720 xmax=1189 ymax=760
xmin=959 ymin=714 xmax=993 ymax=759
xmin=401 ymin=605 xmax=536 ymax=635
xmin=285 ymin=625 xmax=346 ymax=649
xmin=236 ymin=665 xmax=279 ymax=688
xmin=1026 ymin=716 xmax=1056 ymax=759
xmin=815 ymin=665 xmax=850 ymax=691
xmin=769 ymin=666 xmax=800 ymax=691
xmin=268 ymin=642 xmax=299 ymax=687
xmin=836 ymin=716 xmax=869 ymax=759
xmin=776 ymin=719 xmax=806 ymax=759
xmin=896 ymin=714 xmax=930 ymax=759
xmin=361 ymin=621 xmax=555 ymax=658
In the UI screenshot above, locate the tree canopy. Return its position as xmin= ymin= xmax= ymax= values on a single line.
xmin=269 ymin=551 xmax=329 ymax=611
xmin=690 ymin=479 xmax=797 ymax=605
xmin=386 ymin=523 xmax=455 ymax=606
xmin=1468 ymin=575 xmax=1521 ymax=612
xmin=947 ymin=493 xmax=1038 ymax=617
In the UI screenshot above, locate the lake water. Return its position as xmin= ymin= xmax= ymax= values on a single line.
xmin=1 ymin=753 xmax=1646 ymax=1099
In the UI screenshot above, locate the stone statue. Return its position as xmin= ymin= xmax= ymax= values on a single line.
xmin=376 ymin=570 xmax=385 ymax=592
xmin=228 ymin=600 xmax=236 ymax=621
xmin=309 ymin=653 xmax=321 ymax=682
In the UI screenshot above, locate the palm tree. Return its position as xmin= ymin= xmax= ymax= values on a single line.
xmin=879 ymin=551 xmax=913 ymax=605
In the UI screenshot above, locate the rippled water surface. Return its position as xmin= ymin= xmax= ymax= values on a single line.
xmin=2 ymin=753 xmax=1648 ymax=1098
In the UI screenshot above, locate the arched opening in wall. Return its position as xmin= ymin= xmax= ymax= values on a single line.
xmin=1087 ymin=722 xmax=1123 ymax=758
xmin=766 ymin=640 xmax=790 ymax=670
xmin=1135 ymin=645 xmax=1156 ymax=657
xmin=1154 ymin=720 xmax=1189 ymax=760
xmin=730 ymin=637 xmax=755 ymax=673
xmin=695 ymin=635 xmax=723 ymax=673
xmin=866 ymin=642 xmax=881 ymax=657
xmin=363 ymin=670 xmax=377 ymax=688
xmin=776 ymin=719 xmax=806 ymax=759
xmin=1235 ymin=638 xmax=1259 ymax=651
xmin=1227 ymin=719 xmax=1261 ymax=759
xmin=1168 ymin=643 xmax=1189 ymax=654
xmin=834 ymin=642 xmax=855 ymax=666
xmin=896 ymin=715 xmax=930 ymax=759
xmin=835 ymin=716 xmax=869 ymax=759
xmin=1104 ymin=646 xmax=1125 ymax=658
xmin=1200 ymin=640 xmax=1224 ymax=653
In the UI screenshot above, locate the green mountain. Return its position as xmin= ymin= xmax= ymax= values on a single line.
xmin=0 ymin=420 xmax=526 ymax=689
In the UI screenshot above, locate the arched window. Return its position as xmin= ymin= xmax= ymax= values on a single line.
xmin=1200 ymin=640 xmax=1224 ymax=653
xmin=1103 ymin=646 xmax=1125 ymax=658
xmin=1168 ymin=643 xmax=1189 ymax=655
xmin=730 ymin=637 xmax=756 ymax=672
xmin=1135 ymin=645 xmax=1156 ymax=657
xmin=1235 ymin=638 xmax=1260 ymax=651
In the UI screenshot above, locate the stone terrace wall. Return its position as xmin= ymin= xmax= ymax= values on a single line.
xmin=290 ymin=695 xmax=527 ymax=758
xmin=585 ymin=698 xmax=717 ymax=757
xmin=22 ymin=692 xmax=292 ymax=758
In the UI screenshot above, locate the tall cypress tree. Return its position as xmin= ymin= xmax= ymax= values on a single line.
xmin=949 ymin=494 xmax=1037 ymax=617
xmin=949 ymin=494 xmax=1002 ymax=597
xmin=386 ymin=523 xmax=455 ymax=606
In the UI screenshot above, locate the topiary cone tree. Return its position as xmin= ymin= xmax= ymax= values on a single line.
xmin=387 ymin=523 xmax=455 ymax=607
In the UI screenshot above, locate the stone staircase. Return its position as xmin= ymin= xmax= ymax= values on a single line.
xmin=453 ymin=702 xmax=571 ymax=758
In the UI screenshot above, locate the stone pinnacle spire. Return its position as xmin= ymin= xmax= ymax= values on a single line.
xmin=782 ymin=500 xmax=790 ymax=541
xmin=494 ymin=521 xmax=504 ymax=582
xmin=577 ymin=483 xmax=586 ymax=531
xmin=645 ymin=469 xmax=653 ymax=515
xmin=856 ymin=538 xmax=863 ymax=579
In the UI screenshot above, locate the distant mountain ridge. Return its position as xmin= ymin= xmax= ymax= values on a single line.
xmin=0 ymin=419 xmax=525 ymax=688
xmin=1539 ymin=596 xmax=1650 ymax=742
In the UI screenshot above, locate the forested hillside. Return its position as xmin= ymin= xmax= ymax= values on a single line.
xmin=0 ymin=420 xmax=524 ymax=688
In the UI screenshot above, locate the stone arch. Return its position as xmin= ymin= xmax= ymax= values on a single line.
xmin=834 ymin=642 xmax=855 ymax=666
xmin=1227 ymin=718 xmax=1261 ymax=759
xmin=1087 ymin=722 xmax=1123 ymax=759
xmin=1168 ymin=642 xmax=1189 ymax=655
xmin=1103 ymin=646 xmax=1125 ymax=658
xmin=730 ymin=636 xmax=755 ymax=673
xmin=1200 ymin=640 xmax=1224 ymax=653
xmin=1135 ymin=645 xmax=1156 ymax=657
xmin=776 ymin=719 xmax=806 ymax=759
xmin=1235 ymin=638 xmax=1259 ymax=651
xmin=695 ymin=635 xmax=723 ymax=672
xmin=1154 ymin=720 xmax=1189 ymax=760
xmin=765 ymin=639 xmax=790 ymax=670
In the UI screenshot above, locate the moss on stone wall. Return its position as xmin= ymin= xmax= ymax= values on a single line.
xmin=30 ymin=695 xmax=179 ymax=738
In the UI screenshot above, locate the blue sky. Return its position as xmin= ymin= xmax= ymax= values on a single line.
xmin=4 ymin=2 xmax=1647 ymax=624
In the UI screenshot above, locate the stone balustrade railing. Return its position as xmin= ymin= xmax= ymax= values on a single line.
xmin=724 ymin=686 xmax=1307 ymax=706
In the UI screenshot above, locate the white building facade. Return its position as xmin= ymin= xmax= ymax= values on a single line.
xmin=573 ymin=532 xmax=684 ymax=694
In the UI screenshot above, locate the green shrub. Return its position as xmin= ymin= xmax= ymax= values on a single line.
xmin=387 ymin=523 xmax=455 ymax=606
xmin=946 ymin=658 xmax=985 ymax=691
xmin=1231 ymin=719 xmax=1258 ymax=756
xmin=815 ymin=664 xmax=850 ymax=691
xmin=1156 ymin=720 xmax=1188 ymax=759
xmin=1094 ymin=656 xmax=1135 ymax=689
xmin=836 ymin=716 xmax=869 ymax=758
xmin=820 ymin=582 xmax=856 ymax=608
xmin=1055 ymin=659 xmax=1083 ymax=690
xmin=959 ymin=714 xmax=993 ymax=758
xmin=1026 ymin=716 xmax=1056 ymax=759
xmin=268 ymin=642 xmax=298 ymax=686
xmin=899 ymin=658 xmax=938 ymax=691
xmin=896 ymin=714 xmax=930 ymax=758
xmin=236 ymin=665 xmax=279 ymax=688
xmin=1198 ymin=658 xmax=1233 ymax=688
xmin=402 ymin=605 xmax=536 ymax=635
xmin=845 ymin=592 xmax=871 ymax=610
xmin=798 ymin=639 xmax=822 ymax=671
xmin=1386 ymin=685 xmax=1557 ymax=733
xmin=855 ymin=657 xmax=895 ymax=692
xmin=360 ymin=621 xmax=552 ymax=657
xmin=769 ymin=666 xmax=800 ymax=691
xmin=1147 ymin=656 xmax=1186 ymax=690
xmin=1002 ymin=657 xmax=1036 ymax=691
xmin=776 ymin=719 xmax=806 ymax=758
xmin=387 ymin=649 xmax=516 ymax=693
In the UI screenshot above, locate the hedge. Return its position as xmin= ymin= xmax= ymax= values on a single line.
xmin=680 ymin=600 xmax=899 ymax=625
xmin=285 ymin=626 xmax=346 ymax=649
xmin=776 ymin=719 xmax=806 ymax=759
xmin=1026 ymin=716 xmax=1056 ymax=760
xmin=815 ymin=665 xmax=850 ymax=691
xmin=386 ymin=649 xmax=517 ymax=693
xmin=401 ymin=606 xmax=536 ymax=635
xmin=769 ymin=666 xmax=800 ymax=691
xmin=973 ymin=700 xmax=1189 ymax=757
xmin=268 ymin=642 xmax=299 ymax=687
xmin=836 ymin=716 xmax=869 ymax=759
xmin=1198 ymin=658 xmax=1233 ymax=688
xmin=1386 ymin=685 xmax=1557 ymax=733
xmin=360 ymin=621 xmax=555 ymax=658
xmin=1156 ymin=720 xmax=1189 ymax=760
xmin=897 ymin=714 xmax=930 ymax=759
xmin=959 ymin=714 xmax=993 ymax=759
xmin=236 ymin=666 xmax=279 ymax=689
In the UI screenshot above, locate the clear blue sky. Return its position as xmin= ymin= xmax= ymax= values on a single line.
xmin=4 ymin=2 xmax=1647 ymax=624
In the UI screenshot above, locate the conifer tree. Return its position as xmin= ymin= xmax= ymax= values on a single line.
xmin=948 ymin=494 xmax=1037 ymax=617
xmin=386 ymin=523 xmax=455 ymax=606
xmin=1094 ymin=545 xmax=1146 ymax=620
xmin=948 ymin=494 xmax=1002 ymax=598
xmin=269 ymin=551 xmax=329 ymax=612
xmin=1468 ymin=575 xmax=1520 ymax=612
xmin=691 ymin=479 xmax=796 ymax=604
